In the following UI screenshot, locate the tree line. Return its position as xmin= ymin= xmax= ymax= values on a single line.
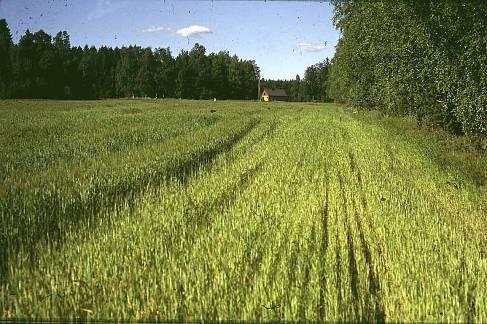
xmin=261 ymin=58 xmax=332 ymax=102
xmin=328 ymin=1 xmax=487 ymax=138
xmin=0 ymin=20 xmax=260 ymax=100
xmin=0 ymin=19 xmax=334 ymax=102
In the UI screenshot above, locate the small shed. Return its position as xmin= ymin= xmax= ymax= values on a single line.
xmin=261 ymin=89 xmax=288 ymax=102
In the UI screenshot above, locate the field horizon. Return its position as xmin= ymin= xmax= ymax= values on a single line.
xmin=0 ymin=99 xmax=485 ymax=321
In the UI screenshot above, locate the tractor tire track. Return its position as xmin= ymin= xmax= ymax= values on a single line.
xmin=353 ymin=198 xmax=386 ymax=322
xmin=348 ymin=149 xmax=386 ymax=322
xmin=457 ymin=257 xmax=477 ymax=323
xmin=318 ymin=172 xmax=330 ymax=320
xmin=339 ymin=173 xmax=360 ymax=319
xmin=301 ymin=219 xmax=317 ymax=320
xmin=346 ymin=222 xmax=360 ymax=318
xmin=183 ymin=160 xmax=264 ymax=247
xmin=0 ymin=118 xmax=261 ymax=283
xmin=335 ymin=221 xmax=343 ymax=317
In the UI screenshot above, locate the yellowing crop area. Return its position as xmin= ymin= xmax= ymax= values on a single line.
xmin=0 ymin=99 xmax=485 ymax=321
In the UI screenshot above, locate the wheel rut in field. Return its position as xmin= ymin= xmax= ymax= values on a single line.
xmin=336 ymin=158 xmax=387 ymax=322
xmin=169 ymin=160 xmax=265 ymax=305
xmin=346 ymin=223 xmax=360 ymax=317
xmin=306 ymin=220 xmax=321 ymax=319
xmin=318 ymin=173 xmax=330 ymax=320
xmin=322 ymin=174 xmax=330 ymax=251
xmin=177 ymin=160 xmax=264 ymax=250
xmin=298 ymin=253 xmax=312 ymax=319
xmin=334 ymin=175 xmax=346 ymax=317
xmin=347 ymin=150 xmax=386 ymax=322
xmin=0 ymin=118 xmax=260 ymax=283
xmin=223 ymin=119 xmax=278 ymax=166
xmin=348 ymin=151 xmax=363 ymax=188
xmin=169 ymin=118 xmax=260 ymax=185
xmin=241 ymin=213 xmax=268 ymax=297
xmin=353 ymin=198 xmax=386 ymax=322
xmin=457 ymin=257 xmax=477 ymax=323
xmin=466 ymin=285 xmax=476 ymax=323
xmin=251 ymin=119 xmax=278 ymax=144
xmin=339 ymin=174 xmax=360 ymax=318
xmin=335 ymin=220 xmax=343 ymax=316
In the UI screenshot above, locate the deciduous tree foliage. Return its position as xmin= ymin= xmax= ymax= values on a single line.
xmin=0 ymin=20 xmax=260 ymax=101
xmin=261 ymin=59 xmax=332 ymax=102
xmin=328 ymin=1 xmax=487 ymax=138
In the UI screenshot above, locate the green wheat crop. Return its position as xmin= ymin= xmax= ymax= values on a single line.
xmin=0 ymin=99 xmax=485 ymax=321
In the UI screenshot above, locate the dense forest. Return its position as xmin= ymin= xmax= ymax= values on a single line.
xmin=0 ymin=20 xmax=260 ymax=100
xmin=328 ymin=1 xmax=487 ymax=138
xmin=0 ymin=19 xmax=331 ymax=102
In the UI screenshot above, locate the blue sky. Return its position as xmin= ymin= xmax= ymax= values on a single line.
xmin=0 ymin=0 xmax=340 ymax=80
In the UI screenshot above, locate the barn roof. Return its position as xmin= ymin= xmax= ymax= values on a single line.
xmin=264 ymin=89 xmax=288 ymax=97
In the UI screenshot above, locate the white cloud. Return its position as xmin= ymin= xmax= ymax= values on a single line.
xmin=142 ymin=26 xmax=173 ymax=33
xmin=175 ymin=25 xmax=212 ymax=37
xmin=296 ymin=42 xmax=327 ymax=52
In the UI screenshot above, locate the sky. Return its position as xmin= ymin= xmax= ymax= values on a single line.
xmin=0 ymin=0 xmax=340 ymax=80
